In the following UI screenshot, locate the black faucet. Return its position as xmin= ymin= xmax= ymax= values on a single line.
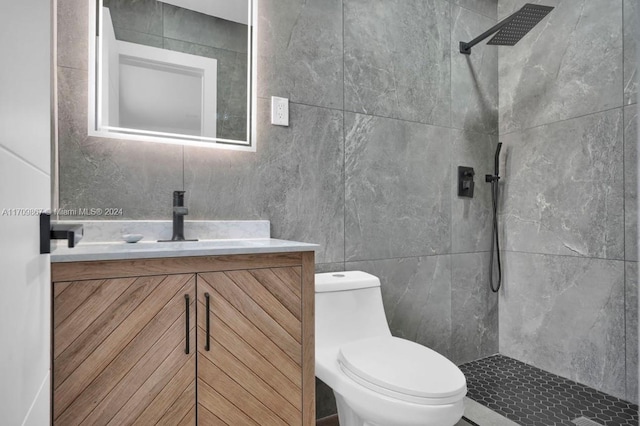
xmin=159 ymin=191 xmax=198 ymax=242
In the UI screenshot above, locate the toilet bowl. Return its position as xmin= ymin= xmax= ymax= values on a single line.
xmin=315 ymin=271 xmax=466 ymax=426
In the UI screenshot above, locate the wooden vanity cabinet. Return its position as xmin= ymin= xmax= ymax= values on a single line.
xmin=51 ymin=252 xmax=315 ymax=426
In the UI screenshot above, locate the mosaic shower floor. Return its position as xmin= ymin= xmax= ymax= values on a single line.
xmin=459 ymin=355 xmax=638 ymax=426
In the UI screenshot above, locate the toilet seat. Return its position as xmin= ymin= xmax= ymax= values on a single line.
xmin=337 ymin=336 xmax=467 ymax=406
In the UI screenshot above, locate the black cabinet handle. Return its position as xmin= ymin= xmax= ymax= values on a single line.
xmin=184 ymin=294 xmax=190 ymax=354
xmin=204 ymin=293 xmax=211 ymax=351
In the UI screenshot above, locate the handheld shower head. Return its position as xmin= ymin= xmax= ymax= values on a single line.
xmin=485 ymin=142 xmax=503 ymax=183
xmin=494 ymin=142 xmax=502 ymax=177
xmin=460 ymin=4 xmax=554 ymax=54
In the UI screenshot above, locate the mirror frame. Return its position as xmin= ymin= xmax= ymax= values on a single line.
xmin=87 ymin=0 xmax=257 ymax=151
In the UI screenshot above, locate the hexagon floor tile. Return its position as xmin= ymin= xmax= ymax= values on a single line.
xmin=459 ymin=355 xmax=638 ymax=426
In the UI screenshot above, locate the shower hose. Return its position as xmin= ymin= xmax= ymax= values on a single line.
xmin=489 ymin=176 xmax=502 ymax=292
xmin=488 ymin=142 xmax=503 ymax=293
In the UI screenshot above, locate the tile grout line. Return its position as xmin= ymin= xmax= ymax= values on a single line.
xmin=255 ymin=96 xmax=498 ymax=137
xmin=448 ymin=0 xmax=455 ymax=359
xmin=344 ymin=248 xmax=633 ymax=266
xmin=499 ymin=105 xmax=625 ymax=137
xmin=342 ymin=0 xmax=346 ymax=269
xmin=620 ymin=0 xmax=628 ymax=401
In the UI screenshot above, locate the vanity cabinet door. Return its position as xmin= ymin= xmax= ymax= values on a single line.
xmin=197 ymin=268 xmax=303 ymax=425
xmin=52 ymin=274 xmax=197 ymax=426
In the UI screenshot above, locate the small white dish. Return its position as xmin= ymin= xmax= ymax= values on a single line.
xmin=122 ymin=234 xmax=144 ymax=243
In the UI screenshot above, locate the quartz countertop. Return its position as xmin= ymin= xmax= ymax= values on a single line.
xmin=50 ymin=238 xmax=319 ymax=263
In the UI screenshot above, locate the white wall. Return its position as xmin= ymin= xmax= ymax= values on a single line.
xmin=0 ymin=0 xmax=52 ymax=424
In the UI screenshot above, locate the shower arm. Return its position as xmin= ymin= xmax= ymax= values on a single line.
xmin=459 ymin=13 xmax=518 ymax=55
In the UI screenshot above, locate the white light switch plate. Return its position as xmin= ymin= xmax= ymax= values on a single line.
xmin=271 ymin=96 xmax=289 ymax=126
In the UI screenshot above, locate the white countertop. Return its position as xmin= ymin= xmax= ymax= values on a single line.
xmin=50 ymin=238 xmax=319 ymax=263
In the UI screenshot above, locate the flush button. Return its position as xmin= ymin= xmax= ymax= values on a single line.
xmin=332 ymin=274 xmax=345 ymax=277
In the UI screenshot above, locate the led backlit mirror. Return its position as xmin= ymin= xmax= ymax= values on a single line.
xmin=89 ymin=0 xmax=256 ymax=150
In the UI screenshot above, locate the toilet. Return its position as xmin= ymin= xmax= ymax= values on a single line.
xmin=315 ymin=271 xmax=467 ymax=426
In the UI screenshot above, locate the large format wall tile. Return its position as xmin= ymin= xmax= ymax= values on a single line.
xmin=57 ymin=66 xmax=184 ymax=220
xmin=498 ymin=0 xmax=622 ymax=134
xmin=451 ymin=130 xmax=498 ymax=254
xmin=346 ymin=255 xmax=453 ymax=359
xmin=624 ymin=0 xmax=638 ymax=105
xmin=499 ymin=251 xmax=626 ymax=399
xmin=451 ymin=5 xmax=498 ymax=135
xmin=344 ymin=113 xmax=451 ymax=261
xmin=500 ymin=109 xmax=624 ymax=259
xmin=625 ymin=106 xmax=638 ymax=261
xmin=626 ymin=261 xmax=638 ymax=403
xmin=344 ymin=0 xmax=451 ymax=127
xmin=451 ymin=252 xmax=499 ymax=365
xmin=257 ymin=0 xmax=343 ymax=110
xmin=184 ymin=100 xmax=345 ymax=264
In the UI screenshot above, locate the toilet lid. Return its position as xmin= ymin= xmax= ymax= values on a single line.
xmin=338 ymin=336 xmax=466 ymax=404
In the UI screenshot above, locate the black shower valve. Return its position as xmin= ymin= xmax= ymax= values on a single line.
xmin=458 ymin=166 xmax=475 ymax=198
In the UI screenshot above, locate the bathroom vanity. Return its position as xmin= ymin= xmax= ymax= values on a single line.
xmin=50 ymin=237 xmax=316 ymax=425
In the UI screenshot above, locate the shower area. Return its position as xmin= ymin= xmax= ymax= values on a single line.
xmin=317 ymin=0 xmax=638 ymax=424
xmin=464 ymin=0 xmax=638 ymax=423
xmin=494 ymin=0 xmax=635 ymax=409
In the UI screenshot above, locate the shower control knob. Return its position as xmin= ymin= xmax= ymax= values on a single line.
xmin=458 ymin=166 xmax=475 ymax=198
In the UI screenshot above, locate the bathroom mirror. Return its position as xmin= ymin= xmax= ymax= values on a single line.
xmin=88 ymin=0 xmax=256 ymax=151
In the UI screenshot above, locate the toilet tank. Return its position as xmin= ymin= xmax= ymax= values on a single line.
xmin=315 ymin=271 xmax=391 ymax=350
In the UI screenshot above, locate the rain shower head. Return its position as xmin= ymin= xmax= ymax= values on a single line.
xmin=460 ymin=3 xmax=554 ymax=55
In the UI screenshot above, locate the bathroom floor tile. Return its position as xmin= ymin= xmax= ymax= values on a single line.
xmin=459 ymin=355 xmax=638 ymax=426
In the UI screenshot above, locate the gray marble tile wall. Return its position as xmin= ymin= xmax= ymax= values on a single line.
xmin=497 ymin=0 xmax=638 ymax=403
xmin=500 ymin=251 xmax=626 ymax=398
xmin=56 ymin=0 xmax=500 ymax=418
xmin=498 ymin=0 xmax=622 ymax=135
xmin=343 ymin=0 xmax=451 ymax=127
